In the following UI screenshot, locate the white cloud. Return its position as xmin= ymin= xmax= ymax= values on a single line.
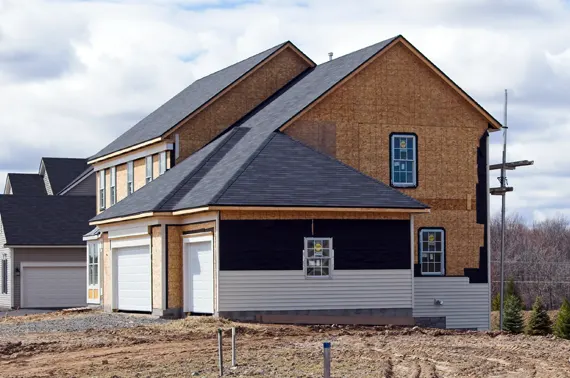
xmin=0 ymin=0 xmax=569 ymax=221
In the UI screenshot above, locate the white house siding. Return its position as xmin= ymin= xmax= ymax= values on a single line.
xmin=218 ymin=270 xmax=412 ymax=311
xmin=413 ymin=277 xmax=490 ymax=330
xmin=0 ymin=216 xmax=12 ymax=308
xmin=13 ymin=247 xmax=85 ymax=308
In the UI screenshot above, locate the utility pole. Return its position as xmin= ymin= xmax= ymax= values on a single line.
xmin=489 ymin=89 xmax=533 ymax=330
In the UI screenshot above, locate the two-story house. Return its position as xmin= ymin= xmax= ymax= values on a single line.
xmin=0 ymin=158 xmax=95 ymax=309
xmin=86 ymin=35 xmax=500 ymax=330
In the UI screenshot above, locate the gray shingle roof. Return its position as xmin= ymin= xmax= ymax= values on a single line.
xmin=42 ymin=157 xmax=89 ymax=194
xmin=0 ymin=195 xmax=95 ymax=246
xmin=89 ymin=42 xmax=289 ymax=161
xmin=92 ymin=36 xmax=428 ymax=222
xmin=57 ymin=166 xmax=94 ymax=195
xmin=6 ymin=174 xmax=47 ymax=196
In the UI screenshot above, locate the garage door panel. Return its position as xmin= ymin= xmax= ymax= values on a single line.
xmin=186 ymin=240 xmax=213 ymax=314
xmin=116 ymin=246 xmax=151 ymax=312
xmin=22 ymin=266 xmax=86 ymax=308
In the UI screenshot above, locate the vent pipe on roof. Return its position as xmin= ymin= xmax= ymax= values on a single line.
xmin=328 ymin=52 xmax=333 ymax=61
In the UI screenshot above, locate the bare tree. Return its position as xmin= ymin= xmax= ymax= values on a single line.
xmin=491 ymin=213 xmax=570 ymax=310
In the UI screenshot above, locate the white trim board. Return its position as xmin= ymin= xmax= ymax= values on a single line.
xmin=92 ymin=142 xmax=173 ymax=171
xmin=8 ymin=245 xmax=86 ymax=248
xmin=110 ymin=236 xmax=150 ymax=249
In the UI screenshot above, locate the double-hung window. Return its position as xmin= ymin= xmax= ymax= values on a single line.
xmin=99 ymin=170 xmax=106 ymax=210
xmin=145 ymin=156 xmax=153 ymax=184
xmin=1 ymin=254 xmax=7 ymax=294
xmin=159 ymin=152 xmax=167 ymax=175
xmin=174 ymin=134 xmax=180 ymax=160
xmin=419 ymin=228 xmax=445 ymax=275
xmin=390 ymin=134 xmax=417 ymax=187
xmin=127 ymin=161 xmax=134 ymax=195
xmin=304 ymin=237 xmax=333 ymax=278
xmin=110 ymin=167 xmax=116 ymax=205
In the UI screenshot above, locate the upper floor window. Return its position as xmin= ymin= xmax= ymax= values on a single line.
xmin=304 ymin=237 xmax=333 ymax=278
xmin=99 ymin=170 xmax=106 ymax=210
xmin=419 ymin=228 xmax=445 ymax=276
xmin=110 ymin=167 xmax=116 ymax=205
xmin=127 ymin=161 xmax=134 ymax=195
xmin=159 ymin=152 xmax=167 ymax=175
xmin=390 ymin=134 xmax=417 ymax=188
xmin=175 ymin=133 xmax=180 ymax=160
xmin=145 ymin=156 xmax=153 ymax=184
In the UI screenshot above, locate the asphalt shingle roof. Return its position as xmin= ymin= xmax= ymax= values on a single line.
xmin=0 ymin=195 xmax=96 ymax=246
xmin=92 ymin=36 xmax=428 ymax=222
xmin=6 ymin=174 xmax=47 ymax=196
xmin=90 ymin=42 xmax=288 ymax=161
xmin=42 ymin=158 xmax=89 ymax=195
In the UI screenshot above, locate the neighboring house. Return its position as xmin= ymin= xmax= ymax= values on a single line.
xmin=87 ymin=35 xmax=500 ymax=330
xmin=0 ymin=158 xmax=95 ymax=309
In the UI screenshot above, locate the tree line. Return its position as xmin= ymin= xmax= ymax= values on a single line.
xmin=490 ymin=213 xmax=570 ymax=310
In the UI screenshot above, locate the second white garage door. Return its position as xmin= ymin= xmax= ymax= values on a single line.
xmin=185 ymin=237 xmax=214 ymax=314
xmin=116 ymin=246 xmax=151 ymax=312
xmin=22 ymin=265 xmax=86 ymax=308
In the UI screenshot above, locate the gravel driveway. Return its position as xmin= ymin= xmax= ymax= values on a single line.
xmin=0 ymin=312 xmax=169 ymax=337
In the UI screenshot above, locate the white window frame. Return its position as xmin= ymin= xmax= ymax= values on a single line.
xmin=1 ymin=254 xmax=7 ymax=294
xmin=175 ymin=133 xmax=180 ymax=160
xmin=99 ymin=170 xmax=106 ymax=210
xmin=390 ymin=134 xmax=417 ymax=187
xmin=304 ymin=237 xmax=334 ymax=279
xmin=145 ymin=156 xmax=153 ymax=184
xmin=127 ymin=161 xmax=134 ymax=195
xmin=419 ymin=228 xmax=445 ymax=276
xmin=110 ymin=166 xmax=116 ymax=205
xmin=87 ymin=242 xmax=101 ymax=304
xmin=159 ymin=152 xmax=167 ymax=175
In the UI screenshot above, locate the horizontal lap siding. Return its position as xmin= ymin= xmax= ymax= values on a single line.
xmin=13 ymin=248 xmax=86 ymax=309
xmin=219 ymin=270 xmax=412 ymax=311
xmin=64 ymin=173 xmax=95 ymax=196
xmin=413 ymin=277 xmax=489 ymax=330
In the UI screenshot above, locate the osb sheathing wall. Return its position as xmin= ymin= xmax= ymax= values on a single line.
xmin=102 ymin=233 xmax=111 ymax=311
xmin=167 ymin=221 xmax=217 ymax=310
xmin=221 ymin=211 xmax=410 ymax=220
xmin=133 ymin=158 xmax=146 ymax=191
xmin=284 ymin=41 xmax=488 ymax=276
xmin=151 ymin=226 xmax=162 ymax=310
xmin=116 ymin=163 xmax=127 ymax=202
xmin=173 ymin=47 xmax=310 ymax=163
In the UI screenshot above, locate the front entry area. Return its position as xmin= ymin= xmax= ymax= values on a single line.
xmin=184 ymin=235 xmax=214 ymax=314
xmin=115 ymin=246 xmax=151 ymax=312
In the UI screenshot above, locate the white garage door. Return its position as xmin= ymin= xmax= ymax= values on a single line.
xmin=185 ymin=239 xmax=214 ymax=313
xmin=116 ymin=246 xmax=151 ymax=312
xmin=22 ymin=265 xmax=86 ymax=308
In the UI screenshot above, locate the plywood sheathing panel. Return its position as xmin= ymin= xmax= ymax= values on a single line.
xmin=116 ymin=163 xmax=127 ymax=203
xmin=284 ymin=41 xmax=487 ymax=276
xmin=174 ymin=47 xmax=310 ymax=163
xmin=133 ymin=158 xmax=146 ymax=191
xmin=167 ymin=221 xmax=217 ymax=311
xmin=151 ymin=226 xmax=162 ymax=310
xmin=167 ymin=225 xmax=183 ymax=309
xmin=102 ymin=233 xmax=111 ymax=311
xmin=221 ymin=211 xmax=410 ymax=220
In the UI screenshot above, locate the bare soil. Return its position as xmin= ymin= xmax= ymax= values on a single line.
xmin=1 ymin=313 xmax=570 ymax=377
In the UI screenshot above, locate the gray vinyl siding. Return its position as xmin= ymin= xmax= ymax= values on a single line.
xmin=13 ymin=247 xmax=85 ymax=308
xmin=43 ymin=172 xmax=53 ymax=195
xmin=0 ymin=216 xmax=12 ymax=308
xmin=63 ymin=173 xmax=95 ymax=196
xmin=218 ymin=270 xmax=412 ymax=311
xmin=413 ymin=277 xmax=490 ymax=330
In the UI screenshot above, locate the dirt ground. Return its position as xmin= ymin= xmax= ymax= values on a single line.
xmin=1 ymin=312 xmax=570 ymax=378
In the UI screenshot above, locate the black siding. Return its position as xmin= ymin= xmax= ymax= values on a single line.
xmin=219 ymin=219 xmax=411 ymax=271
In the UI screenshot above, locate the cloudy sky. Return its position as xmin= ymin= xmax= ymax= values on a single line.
xmin=1 ymin=0 xmax=568 ymax=221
